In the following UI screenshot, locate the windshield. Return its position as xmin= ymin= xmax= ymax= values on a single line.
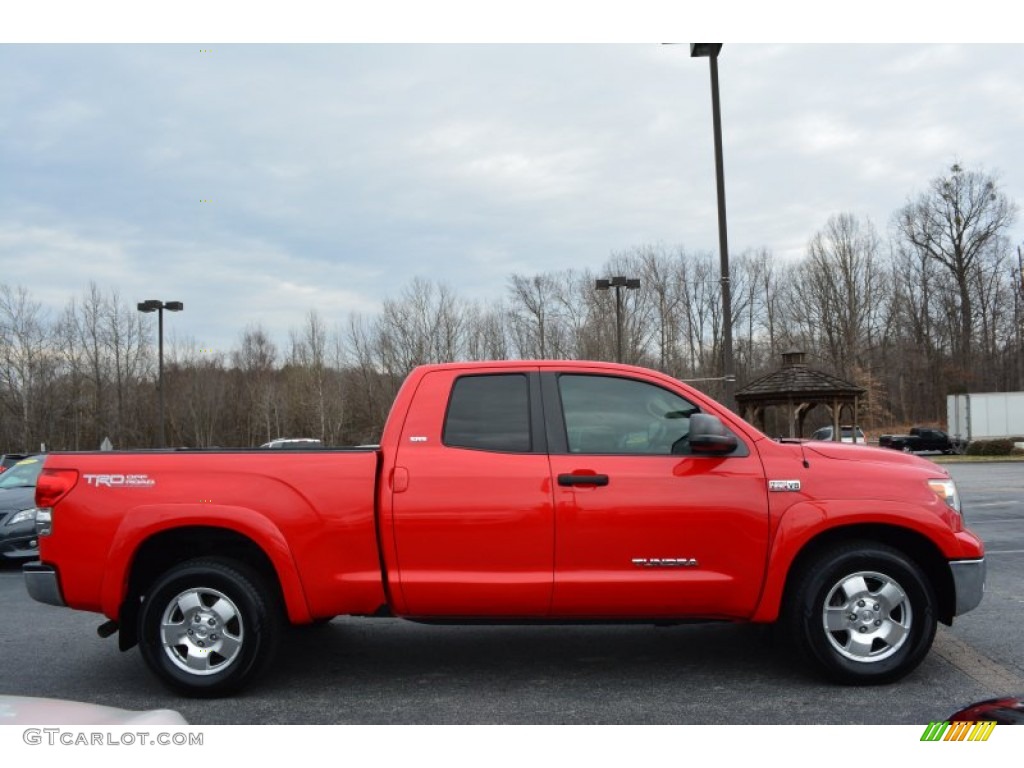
xmin=0 ymin=457 xmax=43 ymax=489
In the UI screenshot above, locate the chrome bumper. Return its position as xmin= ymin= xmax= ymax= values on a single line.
xmin=950 ymin=558 xmax=986 ymax=616
xmin=23 ymin=563 xmax=66 ymax=607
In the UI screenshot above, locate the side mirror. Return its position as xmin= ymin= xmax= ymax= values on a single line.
xmin=689 ymin=413 xmax=738 ymax=455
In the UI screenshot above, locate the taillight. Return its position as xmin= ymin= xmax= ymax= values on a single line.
xmin=35 ymin=468 xmax=79 ymax=537
xmin=35 ymin=468 xmax=79 ymax=509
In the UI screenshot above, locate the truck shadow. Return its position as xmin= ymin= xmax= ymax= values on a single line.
xmin=250 ymin=618 xmax=807 ymax=723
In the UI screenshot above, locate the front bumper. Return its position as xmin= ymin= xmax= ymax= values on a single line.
xmin=23 ymin=562 xmax=66 ymax=607
xmin=0 ymin=523 xmax=38 ymax=561
xmin=950 ymin=558 xmax=986 ymax=616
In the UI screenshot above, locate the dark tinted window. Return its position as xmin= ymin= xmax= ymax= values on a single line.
xmin=558 ymin=375 xmax=697 ymax=455
xmin=444 ymin=374 xmax=531 ymax=452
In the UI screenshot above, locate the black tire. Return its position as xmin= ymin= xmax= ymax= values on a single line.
xmin=784 ymin=541 xmax=937 ymax=685
xmin=138 ymin=558 xmax=282 ymax=697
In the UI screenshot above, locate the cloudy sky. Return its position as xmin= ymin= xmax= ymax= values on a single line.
xmin=3 ymin=6 xmax=1023 ymax=355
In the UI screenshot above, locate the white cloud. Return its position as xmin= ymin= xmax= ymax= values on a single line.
xmin=885 ymin=44 xmax=965 ymax=74
xmin=1 ymin=43 xmax=1023 ymax=357
xmin=789 ymin=113 xmax=863 ymax=154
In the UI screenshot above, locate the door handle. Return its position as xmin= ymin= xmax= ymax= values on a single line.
xmin=557 ymin=473 xmax=609 ymax=487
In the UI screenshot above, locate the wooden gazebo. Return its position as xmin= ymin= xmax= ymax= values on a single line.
xmin=735 ymin=350 xmax=866 ymax=440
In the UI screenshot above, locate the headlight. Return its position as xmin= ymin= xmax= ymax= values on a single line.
xmin=928 ymin=478 xmax=961 ymax=514
xmin=5 ymin=507 xmax=37 ymax=526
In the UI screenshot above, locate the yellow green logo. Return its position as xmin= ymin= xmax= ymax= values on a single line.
xmin=920 ymin=721 xmax=996 ymax=742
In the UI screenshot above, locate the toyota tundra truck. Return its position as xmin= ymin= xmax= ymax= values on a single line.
xmin=24 ymin=360 xmax=985 ymax=696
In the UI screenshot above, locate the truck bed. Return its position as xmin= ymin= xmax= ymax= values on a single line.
xmin=37 ymin=448 xmax=386 ymax=621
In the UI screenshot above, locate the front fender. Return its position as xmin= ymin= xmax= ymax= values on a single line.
xmin=751 ymin=498 xmax=975 ymax=623
xmin=101 ymin=504 xmax=312 ymax=623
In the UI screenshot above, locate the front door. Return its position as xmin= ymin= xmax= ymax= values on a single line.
xmin=545 ymin=372 xmax=770 ymax=619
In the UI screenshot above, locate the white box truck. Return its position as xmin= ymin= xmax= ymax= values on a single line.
xmin=947 ymin=391 xmax=1024 ymax=442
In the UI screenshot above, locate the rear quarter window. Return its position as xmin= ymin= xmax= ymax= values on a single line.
xmin=443 ymin=374 xmax=532 ymax=453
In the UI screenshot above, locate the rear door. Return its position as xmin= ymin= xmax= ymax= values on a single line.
xmin=388 ymin=367 xmax=555 ymax=617
xmin=544 ymin=371 xmax=770 ymax=619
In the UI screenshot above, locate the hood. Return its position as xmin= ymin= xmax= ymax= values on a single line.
xmin=804 ymin=441 xmax=944 ymax=472
xmin=0 ymin=485 xmax=37 ymax=513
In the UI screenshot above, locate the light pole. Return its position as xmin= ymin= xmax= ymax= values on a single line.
xmin=595 ymin=276 xmax=640 ymax=363
xmin=690 ymin=43 xmax=735 ymax=409
xmin=137 ymin=299 xmax=184 ymax=448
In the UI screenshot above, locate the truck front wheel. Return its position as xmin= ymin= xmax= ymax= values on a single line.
xmin=786 ymin=542 xmax=937 ymax=684
xmin=138 ymin=558 xmax=282 ymax=697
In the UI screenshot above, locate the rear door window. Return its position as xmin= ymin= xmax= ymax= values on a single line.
xmin=443 ymin=374 xmax=532 ymax=453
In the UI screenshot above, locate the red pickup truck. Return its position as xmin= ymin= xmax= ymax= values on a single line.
xmin=25 ymin=361 xmax=985 ymax=696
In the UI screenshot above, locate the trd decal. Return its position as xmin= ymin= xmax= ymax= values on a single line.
xmin=83 ymin=474 xmax=156 ymax=488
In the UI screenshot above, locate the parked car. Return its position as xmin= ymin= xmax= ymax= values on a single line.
xmin=0 ymin=455 xmax=44 ymax=562
xmin=0 ymin=452 xmax=29 ymax=473
xmin=0 ymin=694 xmax=187 ymax=725
xmin=948 ymin=695 xmax=1024 ymax=725
xmin=810 ymin=425 xmax=866 ymax=443
xmin=879 ymin=427 xmax=965 ymax=454
xmin=259 ymin=438 xmax=323 ymax=449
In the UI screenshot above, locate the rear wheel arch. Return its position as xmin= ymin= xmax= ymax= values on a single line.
xmin=119 ymin=527 xmax=291 ymax=650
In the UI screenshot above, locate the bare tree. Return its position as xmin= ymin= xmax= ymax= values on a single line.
xmin=232 ymin=323 xmax=279 ymax=444
xmin=70 ymin=283 xmax=110 ymax=444
xmin=105 ymin=289 xmax=149 ymax=445
xmin=676 ymin=251 xmax=721 ymax=377
xmin=508 ymin=273 xmax=563 ymax=359
xmin=347 ymin=313 xmax=396 ymax=442
xmin=376 ymin=278 xmax=471 ymax=376
xmin=288 ymin=310 xmax=331 ymax=440
xmin=893 ymin=164 xmax=1018 ymax=378
xmin=637 ymin=245 xmax=685 ymax=375
xmin=0 ymin=285 xmax=51 ymax=450
xmin=464 ymin=303 xmax=510 ymax=361
xmin=789 ymin=213 xmax=885 ymax=376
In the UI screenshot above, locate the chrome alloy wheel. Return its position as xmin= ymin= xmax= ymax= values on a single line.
xmin=160 ymin=587 xmax=244 ymax=676
xmin=822 ymin=570 xmax=912 ymax=663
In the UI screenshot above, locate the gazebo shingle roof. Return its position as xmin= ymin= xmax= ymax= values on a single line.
xmin=736 ymin=367 xmax=865 ymax=403
xmin=735 ymin=349 xmax=864 ymax=406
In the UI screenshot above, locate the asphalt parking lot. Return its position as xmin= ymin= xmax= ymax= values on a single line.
xmin=1 ymin=461 xmax=1021 ymax=725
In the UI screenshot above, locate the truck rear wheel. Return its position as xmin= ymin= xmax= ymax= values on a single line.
xmin=785 ymin=542 xmax=937 ymax=684
xmin=138 ymin=558 xmax=282 ymax=697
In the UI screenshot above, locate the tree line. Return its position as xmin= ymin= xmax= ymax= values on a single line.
xmin=2 ymin=163 xmax=1021 ymax=451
